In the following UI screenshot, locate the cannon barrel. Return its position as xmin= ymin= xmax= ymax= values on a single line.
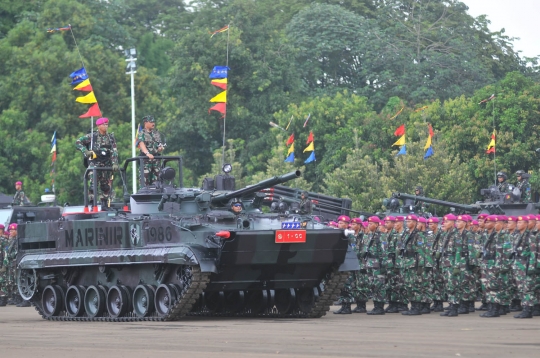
xmin=211 ymin=170 xmax=301 ymax=204
xmin=392 ymin=192 xmax=480 ymax=213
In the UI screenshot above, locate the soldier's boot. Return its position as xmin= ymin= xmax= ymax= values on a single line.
xmin=510 ymin=299 xmax=522 ymax=312
xmin=503 ymin=304 xmax=510 ymax=314
xmin=352 ymin=301 xmax=367 ymax=313
xmin=531 ymin=304 xmax=540 ymax=316
xmin=468 ymin=300 xmax=476 ymax=313
xmin=440 ymin=303 xmax=456 ymax=316
xmin=432 ymin=300 xmax=444 ymax=312
xmin=397 ymin=302 xmax=409 ymax=312
xmin=333 ymin=302 xmax=352 ymax=314
xmin=514 ymin=306 xmax=533 ymax=319
xmin=420 ymin=302 xmax=431 ymax=314
xmin=367 ymin=301 xmax=385 ymax=315
xmin=480 ymin=303 xmax=500 ymax=318
xmin=477 ymin=300 xmax=488 ymax=311
xmin=0 ymin=296 xmax=7 ymax=307
xmin=17 ymin=299 xmax=31 ymax=307
xmin=402 ymin=301 xmax=422 ymax=316
xmin=457 ymin=300 xmax=469 ymax=314
xmin=385 ymin=301 xmax=399 ymax=313
xmin=447 ymin=303 xmax=459 ymax=317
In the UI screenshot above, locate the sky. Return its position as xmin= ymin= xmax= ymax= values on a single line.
xmin=463 ymin=0 xmax=539 ymax=58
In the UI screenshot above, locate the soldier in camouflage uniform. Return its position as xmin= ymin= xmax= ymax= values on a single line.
xmin=532 ymin=215 xmax=540 ymax=316
xmin=381 ymin=216 xmax=399 ymax=313
xmin=137 ymin=115 xmax=165 ymax=186
xmin=75 ymin=117 xmax=119 ymax=207
xmin=400 ymin=215 xmax=425 ymax=315
xmin=351 ymin=217 xmax=371 ymax=313
xmin=427 ymin=217 xmax=444 ymax=312
xmin=438 ymin=214 xmax=464 ymax=317
xmin=4 ymin=223 xmax=29 ymax=306
xmin=12 ymin=181 xmax=30 ymax=206
xmin=515 ymin=170 xmax=532 ymax=203
xmin=391 ymin=216 xmax=409 ymax=312
xmin=416 ymin=217 xmax=434 ymax=314
xmin=363 ymin=216 xmax=386 ymax=315
xmin=413 ymin=186 xmax=429 ymax=213
xmin=496 ymin=215 xmax=513 ymax=315
xmin=0 ymin=224 xmax=8 ymax=306
xmin=479 ymin=215 xmax=501 ymax=317
xmin=457 ymin=215 xmax=477 ymax=314
xmin=496 ymin=172 xmax=511 ymax=193
xmin=475 ymin=214 xmax=489 ymax=311
xmin=511 ymin=215 xmax=538 ymax=318
xmin=506 ymin=216 xmax=522 ymax=312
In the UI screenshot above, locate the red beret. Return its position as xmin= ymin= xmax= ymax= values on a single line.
xmin=337 ymin=215 xmax=351 ymax=223
xmin=395 ymin=216 xmax=405 ymax=222
xmin=417 ymin=217 xmax=427 ymax=223
xmin=507 ymin=216 xmax=518 ymax=222
xmin=471 ymin=220 xmax=479 ymax=225
xmin=368 ymin=216 xmax=381 ymax=224
xmin=96 ymin=117 xmax=109 ymax=125
xmin=428 ymin=217 xmax=440 ymax=223
xmin=328 ymin=221 xmax=338 ymax=227
xmin=486 ymin=215 xmax=498 ymax=222
xmin=477 ymin=214 xmax=488 ymax=220
xmin=406 ymin=215 xmax=418 ymax=221
xmin=0 ymin=224 xmax=4 ymax=229
xmin=444 ymin=214 xmax=457 ymax=221
xmin=498 ymin=215 xmax=508 ymax=221
xmin=362 ymin=222 xmax=369 ymax=228
xmin=8 ymin=223 xmax=17 ymax=230
xmin=351 ymin=218 xmax=363 ymax=224
xmin=456 ymin=215 xmax=470 ymax=222
xmin=384 ymin=216 xmax=396 ymax=222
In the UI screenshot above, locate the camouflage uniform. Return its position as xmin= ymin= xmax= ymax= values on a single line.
xmin=336 ymin=231 xmax=361 ymax=305
xmin=392 ymin=229 xmax=409 ymax=307
xmin=511 ymin=228 xmax=538 ymax=310
xmin=401 ymin=227 xmax=428 ymax=314
xmin=362 ymin=228 xmax=386 ymax=313
xmin=3 ymin=235 xmax=18 ymax=301
xmin=426 ymin=228 xmax=445 ymax=306
xmin=0 ymin=235 xmax=9 ymax=300
xmin=12 ymin=190 xmax=29 ymax=206
xmin=439 ymin=227 xmax=464 ymax=312
xmin=138 ymin=129 xmax=164 ymax=186
xmin=496 ymin=229 xmax=514 ymax=309
xmin=516 ymin=179 xmax=531 ymax=203
xmin=497 ymin=181 xmax=510 ymax=194
xmin=381 ymin=228 xmax=399 ymax=310
xmin=75 ymin=131 xmax=119 ymax=201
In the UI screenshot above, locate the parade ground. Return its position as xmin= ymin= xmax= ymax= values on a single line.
xmin=0 ymin=304 xmax=538 ymax=358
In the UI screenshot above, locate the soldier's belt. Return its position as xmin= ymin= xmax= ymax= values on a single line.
xmin=402 ymin=251 xmax=416 ymax=258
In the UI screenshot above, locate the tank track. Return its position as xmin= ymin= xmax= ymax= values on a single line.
xmin=30 ymin=266 xmax=211 ymax=322
xmin=29 ymin=267 xmax=349 ymax=321
xmin=189 ymin=267 xmax=349 ymax=318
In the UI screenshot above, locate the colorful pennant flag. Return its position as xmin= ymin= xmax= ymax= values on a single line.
xmin=76 ymin=91 xmax=97 ymax=104
xmin=79 ymin=103 xmax=102 ymax=118
xmin=287 ymin=143 xmax=295 ymax=156
xmin=69 ymin=67 xmax=88 ymax=85
xmin=303 ymin=113 xmax=311 ymax=128
xmin=47 ymin=25 xmax=71 ymax=33
xmin=50 ymin=131 xmax=57 ymax=162
xmin=209 ymin=103 xmax=226 ymax=115
xmin=394 ymin=124 xmax=405 ymax=137
xmin=479 ymin=94 xmax=495 ymax=104
xmin=486 ymin=130 xmax=496 ymax=154
xmin=423 ymin=124 xmax=434 ymax=159
xmin=209 ymin=66 xmax=229 ymax=79
xmin=284 ymin=152 xmax=295 ymax=163
xmin=73 ymin=79 xmax=93 ymax=92
xmin=209 ymin=91 xmax=227 ymax=103
xmin=392 ymin=135 xmax=405 ymax=147
xmin=210 ymin=78 xmax=227 ymax=90
xmin=396 ymin=145 xmax=407 ymax=156
xmin=305 ymin=151 xmax=316 ymax=163
xmin=286 ymin=134 xmax=295 ymax=146
xmin=306 ymin=131 xmax=314 ymax=144
xmin=210 ymin=25 xmax=229 ymax=38
xmin=303 ymin=142 xmax=314 ymax=153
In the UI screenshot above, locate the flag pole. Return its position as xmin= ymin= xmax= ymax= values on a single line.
xmin=221 ymin=23 xmax=231 ymax=168
xmin=492 ymin=99 xmax=496 ymax=186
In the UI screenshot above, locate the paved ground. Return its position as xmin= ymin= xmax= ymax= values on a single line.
xmin=0 ymin=304 xmax=539 ymax=358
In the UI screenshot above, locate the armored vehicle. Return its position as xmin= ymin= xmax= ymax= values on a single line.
xmin=16 ymin=156 xmax=358 ymax=321
xmin=392 ymin=189 xmax=540 ymax=217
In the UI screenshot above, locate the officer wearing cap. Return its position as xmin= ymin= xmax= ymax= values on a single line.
xmin=137 ymin=115 xmax=165 ymax=186
xmin=496 ymin=172 xmax=510 ymax=193
xmin=76 ymin=117 xmax=119 ymax=208
xmin=515 ymin=170 xmax=531 ymax=203
xmin=12 ymin=181 xmax=30 ymax=206
xmin=298 ymin=191 xmax=313 ymax=215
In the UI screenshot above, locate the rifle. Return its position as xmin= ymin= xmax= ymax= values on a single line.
xmin=362 ymin=228 xmax=381 ymax=260
xmin=431 ymin=230 xmax=443 ymax=269
xmin=482 ymin=231 xmax=497 ymax=260
xmin=510 ymin=231 xmax=528 ymax=260
xmin=400 ymin=228 xmax=417 ymax=258
xmin=459 ymin=229 xmax=471 ymax=271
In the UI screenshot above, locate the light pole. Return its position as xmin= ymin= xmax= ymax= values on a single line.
xmin=125 ymin=48 xmax=137 ymax=193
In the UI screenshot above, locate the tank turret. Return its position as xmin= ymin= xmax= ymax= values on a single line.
xmin=392 ymin=192 xmax=480 ymax=214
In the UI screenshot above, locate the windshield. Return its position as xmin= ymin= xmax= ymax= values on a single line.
xmin=0 ymin=209 xmax=12 ymax=227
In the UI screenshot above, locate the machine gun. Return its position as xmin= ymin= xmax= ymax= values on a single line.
xmin=482 ymin=232 xmax=497 ymax=260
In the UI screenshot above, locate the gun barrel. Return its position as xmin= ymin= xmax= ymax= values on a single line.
xmin=392 ymin=192 xmax=480 ymax=213
xmin=211 ymin=170 xmax=301 ymax=204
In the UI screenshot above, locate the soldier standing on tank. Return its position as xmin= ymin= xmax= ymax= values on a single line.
xmin=496 ymin=172 xmax=510 ymax=193
xmin=137 ymin=115 xmax=165 ymax=186
xmin=298 ymin=191 xmax=313 ymax=215
xmin=0 ymin=224 xmax=8 ymax=307
xmin=75 ymin=117 xmax=119 ymax=207
xmin=427 ymin=217 xmax=445 ymax=312
xmin=413 ymin=185 xmax=429 ymax=213
xmin=515 ymin=170 xmax=532 ymax=203
xmin=12 ymin=181 xmax=30 ymax=206
xmin=362 ymin=216 xmax=386 ymax=315
xmin=510 ymin=215 xmax=538 ymax=318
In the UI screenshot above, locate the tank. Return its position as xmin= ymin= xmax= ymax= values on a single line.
xmin=16 ymin=156 xmax=358 ymax=321
xmin=392 ymin=191 xmax=540 ymax=216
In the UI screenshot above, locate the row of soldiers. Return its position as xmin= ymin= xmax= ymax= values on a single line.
xmin=0 ymin=223 xmax=28 ymax=307
xmin=333 ymin=213 xmax=539 ymax=318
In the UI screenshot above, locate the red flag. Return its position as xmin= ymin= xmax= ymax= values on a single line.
xmin=209 ymin=102 xmax=226 ymax=115
xmin=286 ymin=133 xmax=294 ymax=146
xmin=306 ymin=131 xmax=314 ymax=144
xmin=394 ymin=124 xmax=405 ymax=137
xmin=428 ymin=124 xmax=434 ymax=137
xmin=79 ymin=103 xmax=102 ymax=118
